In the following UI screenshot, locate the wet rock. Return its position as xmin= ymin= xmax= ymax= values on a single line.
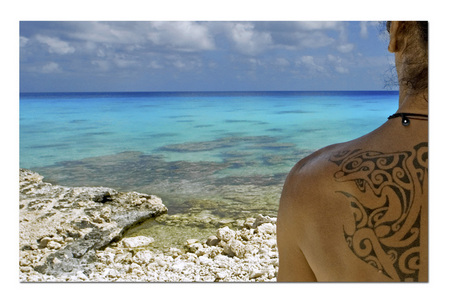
xmin=19 ymin=169 xmax=167 ymax=278
xmin=216 ymin=226 xmax=235 ymax=242
xmin=244 ymin=217 xmax=256 ymax=229
xmin=185 ymin=239 xmax=203 ymax=253
xmin=206 ymin=235 xmax=220 ymax=246
xmin=132 ymin=250 xmax=153 ymax=265
xmin=256 ymin=223 xmax=276 ymax=235
xmin=217 ymin=218 xmax=235 ymax=226
xmin=253 ymin=214 xmax=277 ymax=227
xmin=168 ymin=247 xmax=183 ymax=258
xmin=226 ymin=239 xmax=246 ymax=258
xmin=122 ymin=236 xmax=154 ymax=248
xmin=46 ymin=241 xmax=62 ymax=250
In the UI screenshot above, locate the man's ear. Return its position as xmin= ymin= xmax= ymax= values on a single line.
xmin=388 ymin=21 xmax=401 ymax=53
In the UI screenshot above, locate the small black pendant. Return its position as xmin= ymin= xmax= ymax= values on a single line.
xmin=402 ymin=116 xmax=410 ymax=126
xmin=388 ymin=112 xmax=427 ymax=126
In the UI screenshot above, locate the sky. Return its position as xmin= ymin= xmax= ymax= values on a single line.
xmin=19 ymin=21 xmax=395 ymax=93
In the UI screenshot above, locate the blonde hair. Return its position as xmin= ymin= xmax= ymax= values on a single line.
xmin=394 ymin=21 xmax=428 ymax=94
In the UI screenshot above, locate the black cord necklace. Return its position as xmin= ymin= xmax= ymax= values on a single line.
xmin=387 ymin=112 xmax=428 ymax=126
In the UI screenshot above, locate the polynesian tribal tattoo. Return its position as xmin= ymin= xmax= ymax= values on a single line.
xmin=329 ymin=142 xmax=428 ymax=281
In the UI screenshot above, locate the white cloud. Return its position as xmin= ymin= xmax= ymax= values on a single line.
xmin=274 ymin=57 xmax=290 ymax=67
xmin=297 ymin=56 xmax=325 ymax=73
xmin=148 ymin=61 xmax=163 ymax=69
xmin=228 ymin=23 xmax=273 ymax=55
xmin=290 ymin=22 xmax=355 ymax=55
xmin=41 ymin=62 xmax=61 ymax=73
xmin=360 ymin=21 xmax=384 ymax=39
xmin=166 ymin=54 xmax=202 ymax=70
xmin=247 ymin=58 xmax=264 ymax=67
xmin=327 ymin=54 xmax=338 ymax=62
xmin=20 ymin=36 xmax=29 ymax=47
xmin=35 ymin=35 xmax=75 ymax=55
xmin=296 ymin=31 xmax=335 ymax=49
xmin=96 ymin=48 xmax=106 ymax=58
xmin=360 ymin=22 xmax=369 ymax=39
xmin=269 ymin=21 xmax=345 ymax=50
xmin=148 ymin=21 xmax=215 ymax=52
xmin=335 ymin=66 xmax=349 ymax=74
xmin=173 ymin=60 xmax=186 ymax=69
xmin=337 ymin=43 xmax=354 ymax=53
xmin=71 ymin=22 xmax=143 ymax=44
xmin=91 ymin=60 xmax=110 ymax=71
xmin=70 ymin=21 xmax=215 ymax=53
xmin=113 ymin=57 xmax=136 ymax=68
xmin=328 ymin=54 xmax=349 ymax=74
xmin=297 ymin=21 xmax=343 ymax=31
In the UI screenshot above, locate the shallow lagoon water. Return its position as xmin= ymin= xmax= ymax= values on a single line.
xmin=20 ymin=91 xmax=398 ymax=248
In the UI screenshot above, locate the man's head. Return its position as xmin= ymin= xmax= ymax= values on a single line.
xmin=387 ymin=21 xmax=428 ymax=95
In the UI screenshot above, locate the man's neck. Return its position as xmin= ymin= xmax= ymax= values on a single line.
xmin=397 ymin=88 xmax=428 ymax=115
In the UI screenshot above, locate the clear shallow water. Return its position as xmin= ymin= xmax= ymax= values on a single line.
xmin=20 ymin=91 xmax=398 ymax=219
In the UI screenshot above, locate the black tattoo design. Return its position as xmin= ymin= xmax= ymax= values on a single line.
xmin=329 ymin=142 xmax=428 ymax=281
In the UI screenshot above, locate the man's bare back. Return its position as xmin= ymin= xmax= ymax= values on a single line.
xmin=277 ymin=116 xmax=428 ymax=282
xmin=276 ymin=21 xmax=428 ymax=282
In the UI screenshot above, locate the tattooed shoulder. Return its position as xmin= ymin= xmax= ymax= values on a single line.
xmin=329 ymin=142 xmax=428 ymax=281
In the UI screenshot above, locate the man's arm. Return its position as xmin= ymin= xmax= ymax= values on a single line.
xmin=277 ymin=165 xmax=317 ymax=282
xmin=277 ymin=217 xmax=317 ymax=281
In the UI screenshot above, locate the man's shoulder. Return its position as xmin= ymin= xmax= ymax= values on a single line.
xmin=280 ymin=138 xmax=372 ymax=212
xmin=288 ymin=142 xmax=348 ymax=179
xmin=280 ymin=142 xmax=349 ymax=206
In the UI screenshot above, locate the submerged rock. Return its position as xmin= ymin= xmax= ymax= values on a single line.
xmin=19 ymin=169 xmax=167 ymax=278
xmin=121 ymin=236 xmax=155 ymax=248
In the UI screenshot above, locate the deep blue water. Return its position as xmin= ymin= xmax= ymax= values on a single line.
xmin=19 ymin=91 xmax=398 ymax=215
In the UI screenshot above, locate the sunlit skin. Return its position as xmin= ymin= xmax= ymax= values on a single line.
xmin=276 ymin=21 xmax=428 ymax=282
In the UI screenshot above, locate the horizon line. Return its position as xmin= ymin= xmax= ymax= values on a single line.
xmin=20 ymin=89 xmax=399 ymax=95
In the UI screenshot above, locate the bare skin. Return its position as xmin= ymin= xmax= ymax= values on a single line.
xmin=277 ymin=21 xmax=428 ymax=282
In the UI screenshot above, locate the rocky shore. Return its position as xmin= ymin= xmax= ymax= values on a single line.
xmin=19 ymin=169 xmax=279 ymax=282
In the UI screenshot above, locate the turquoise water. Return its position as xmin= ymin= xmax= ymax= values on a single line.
xmin=20 ymin=91 xmax=398 ymax=217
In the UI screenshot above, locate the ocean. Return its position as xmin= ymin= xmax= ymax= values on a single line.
xmin=20 ymin=91 xmax=398 ymax=246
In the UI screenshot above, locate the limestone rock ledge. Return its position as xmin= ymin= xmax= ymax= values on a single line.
xmin=19 ymin=168 xmax=167 ymax=277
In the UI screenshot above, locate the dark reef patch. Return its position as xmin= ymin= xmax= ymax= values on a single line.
xmin=33 ymin=139 xmax=315 ymax=218
xmin=159 ymin=135 xmax=281 ymax=153
xmin=276 ymin=110 xmax=314 ymax=114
